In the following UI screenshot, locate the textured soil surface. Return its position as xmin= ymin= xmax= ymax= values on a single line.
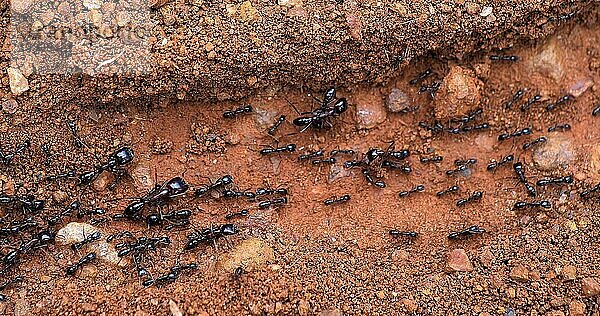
xmin=1 ymin=2 xmax=600 ymax=316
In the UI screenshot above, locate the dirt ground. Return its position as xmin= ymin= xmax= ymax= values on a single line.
xmin=1 ymin=3 xmax=600 ymax=316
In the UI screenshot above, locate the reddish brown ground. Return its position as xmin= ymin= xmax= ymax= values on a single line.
xmin=0 ymin=15 xmax=600 ymax=316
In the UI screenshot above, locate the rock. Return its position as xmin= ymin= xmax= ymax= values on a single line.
xmin=385 ymin=88 xmax=412 ymax=113
xmin=11 ymin=0 xmax=35 ymax=13
xmin=590 ymin=144 xmax=600 ymax=179
xmin=568 ymin=77 xmax=594 ymax=97
xmin=149 ymin=0 xmax=171 ymax=9
xmin=568 ymin=300 xmax=586 ymax=316
xmin=131 ymin=164 xmax=153 ymax=193
xmin=480 ymin=6 xmax=493 ymax=17
xmin=582 ymin=277 xmax=600 ymax=297
xmin=353 ymin=90 xmax=387 ymax=129
xmin=56 ymin=222 xmax=125 ymax=267
xmin=504 ymin=307 xmax=516 ymax=316
xmin=278 ymin=0 xmax=302 ymax=7
xmin=83 ymin=0 xmax=102 ymax=10
xmin=319 ymin=309 xmax=342 ymax=316
xmin=546 ymin=311 xmax=564 ymax=316
xmin=376 ymin=291 xmax=385 ymax=299
xmin=532 ymin=136 xmax=574 ymax=171
xmin=346 ymin=13 xmax=363 ymax=40
xmin=530 ymin=37 xmax=565 ymax=82
xmin=239 ymin=0 xmax=260 ymax=22
xmin=328 ymin=164 xmax=353 ymax=183
xmin=298 ymin=299 xmax=310 ymax=316
xmin=7 ymin=68 xmax=30 ymax=96
xmin=169 ymin=300 xmax=182 ymax=316
xmin=446 ymin=249 xmax=473 ymax=272
xmin=401 ymin=298 xmax=418 ymax=312
xmin=2 ymin=99 xmax=19 ymax=114
xmin=51 ymin=191 xmax=68 ymax=204
xmin=479 ymin=247 xmax=494 ymax=268
xmin=433 ymin=66 xmax=483 ymax=119
xmin=561 ymin=265 xmax=577 ymax=281
xmin=253 ymin=105 xmax=278 ymax=131
xmin=217 ymin=238 xmax=274 ymax=272
xmin=510 ymin=266 xmax=530 ymax=282
xmin=92 ymin=172 xmax=114 ymax=192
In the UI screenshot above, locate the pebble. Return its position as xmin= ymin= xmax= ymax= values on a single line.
xmin=446 ymin=249 xmax=473 ymax=272
xmin=319 ymin=309 xmax=342 ymax=316
xmin=561 ymin=265 xmax=577 ymax=281
xmin=385 ymin=88 xmax=412 ymax=113
xmin=582 ymin=277 xmax=600 ymax=296
xmin=149 ymin=0 xmax=171 ymax=9
xmin=131 ymin=164 xmax=154 ymax=193
xmin=92 ymin=172 xmax=113 ymax=192
xmin=239 ymin=0 xmax=260 ymax=22
xmin=56 ymin=222 xmax=125 ymax=267
xmin=353 ymin=90 xmax=387 ymax=129
xmin=434 ymin=66 xmax=483 ymax=119
xmin=480 ymin=6 xmax=493 ymax=17
xmin=169 ymin=300 xmax=183 ymax=316
xmin=217 ymin=238 xmax=274 ymax=272
xmin=530 ymin=37 xmax=565 ymax=82
xmin=589 ymin=144 xmax=600 ymax=179
xmin=346 ymin=13 xmax=363 ymax=40
xmin=298 ymin=299 xmax=310 ymax=316
xmin=82 ymin=0 xmax=102 ymax=10
xmin=278 ymin=0 xmax=302 ymax=7
xmin=7 ymin=67 xmax=30 ymax=96
xmin=568 ymin=77 xmax=594 ymax=97
xmin=401 ymin=298 xmax=418 ymax=312
xmin=568 ymin=300 xmax=586 ymax=316
xmin=11 ymin=0 xmax=35 ymax=14
xmin=532 ymin=135 xmax=573 ymax=171
xmin=327 ymin=164 xmax=352 ymax=183
xmin=546 ymin=311 xmax=564 ymax=316
xmin=509 ymin=265 xmax=530 ymax=282
xmin=0 ymin=174 xmax=15 ymax=195
xmin=2 ymin=99 xmax=19 ymax=114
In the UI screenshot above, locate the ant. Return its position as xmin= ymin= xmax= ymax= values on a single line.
xmin=222 ymin=188 xmax=256 ymax=199
xmin=419 ymin=82 xmax=441 ymax=98
xmin=505 ymin=89 xmax=525 ymax=109
xmin=0 ymin=275 xmax=23 ymax=292
xmin=522 ymin=137 xmax=547 ymax=150
xmin=513 ymin=200 xmax=552 ymax=210
xmin=47 ymin=201 xmax=81 ymax=226
xmin=436 ymin=185 xmax=459 ymax=197
xmin=389 ymin=230 xmax=418 ymax=238
xmin=420 ymin=155 xmax=443 ymax=164
xmin=381 ymin=160 xmax=411 ymax=173
xmin=498 ymin=127 xmax=532 ymax=141
xmin=256 ymin=187 xmax=288 ymax=196
xmin=66 ymin=252 xmax=96 ymax=276
xmin=67 ymin=119 xmax=84 ymax=149
xmin=398 ymin=185 xmax=425 ymax=197
xmin=450 ymin=108 xmax=483 ymax=125
xmin=513 ymin=162 xmax=537 ymax=197
xmin=78 ymin=147 xmax=134 ymax=185
xmin=292 ymin=87 xmax=348 ymax=131
xmin=362 ymin=169 xmax=386 ymax=188
xmin=454 ymin=158 xmax=477 ymax=166
xmin=0 ymin=139 xmax=30 ymax=165
xmin=120 ymin=177 xmax=189 ymax=219
xmin=456 ymin=191 xmax=483 ymax=207
xmin=0 ymin=194 xmax=45 ymax=214
xmin=45 ymin=170 xmax=77 ymax=181
xmin=223 ymin=105 xmax=252 ymax=119
xmin=490 ymin=55 xmax=518 ymax=62
xmin=547 ymin=123 xmax=571 ymax=132
xmin=312 ymin=157 xmax=337 ymax=165
xmin=0 ymin=218 xmax=38 ymax=237
xmin=268 ymin=115 xmax=286 ymax=136
xmin=116 ymin=236 xmax=171 ymax=258
xmin=446 ymin=123 xmax=490 ymax=134
xmin=580 ymin=183 xmax=600 ymax=199
xmin=195 ymin=175 xmax=233 ymax=197
xmin=225 ymin=209 xmax=249 ymax=220
xmin=77 ymin=207 xmax=106 ymax=219
xmin=448 ymin=225 xmax=485 ymax=239
xmin=106 ymin=231 xmax=134 ymax=243
xmin=185 ymin=224 xmax=239 ymax=250
xmin=330 ymin=149 xmax=355 ymax=157
xmin=593 ymin=104 xmax=600 ymax=116
xmin=446 ymin=164 xmax=470 ymax=176
xmin=520 ymin=94 xmax=542 ymax=112
xmin=71 ymin=231 xmax=101 ymax=251
xmin=409 ymin=68 xmax=433 ymax=85
xmin=143 ymin=263 xmax=197 ymax=287
xmin=298 ymin=149 xmax=325 ymax=161
xmin=3 ymin=235 xmax=53 ymax=272
xmin=324 ymin=194 xmax=350 ymax=205
xmin=260 ymin=144 xmax=296 ymax=155
xmin=487 ymin=154 xmax=514 ymax=172
xmin=418 ymin=121 xmax=445 ymax=134
xmin=536 ymin=175 xmax=573 ymax=186
xmin=546 ymin=94 xmax=575 ymax=111
xmin=258 ymin=197 xmax=288 ymax=209
xmin=41 ymin=143 xmax=53 ymax=166
xmin=146 ymin=209 xmax=192 ymax=230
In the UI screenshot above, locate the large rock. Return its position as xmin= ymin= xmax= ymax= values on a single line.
xmin=529 ymin=37 xmax=565 ymax=82
xmin=353 ymin=90 xmax=387 ymax=129
xmin=509 ymin=266 xmax=529 ymax=282
xmin=532 ymin=135 xmax=574 ymax=171
xmin=434 ymin=66 xmax=483 ymax=119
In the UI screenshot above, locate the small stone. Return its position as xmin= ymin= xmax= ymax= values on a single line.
xmin=81 ymin=303 xmax=97 ymax=312
xmin=319 ymin=309 xmax=342 ymax=316
xmin=52 ymin=191 xmax=68 ymax=204
xmin=0 ymin=175 xmax=15 ymax=195
xmin=204 ymin=42 xmax=214 ymax=52
xmin=561 ymin=265 xmax=577 ymax=281
xmin=2 ymin=99 xmax=18 ymax=114
xmin=446 ymin=249 xmax=473 ymax=272
xmin=546 ymin=311 xmax=564 ymax=316
xmin=433 ymin=66 xmax=483 ymax=119
xmin=39 ymin=275 xmax=51 ymax=282
xmin=590 ymin=144 xmax=600 ymax=179
xmin=480 ymin=6 xmax=493 ymax=17
xmin=216 ymin=238 xmax=275 ymax=272
xmin=510 ymin=266 xmax=530 ymax=282
xmin=401 ymin=298 xmax=418 ymax=312
xmin=298 ymin=299 xmax=310 ymax=316
xmin=149 ymin=0 xmax=171 ymax=9
xmin=354 ymin=90 xmax=387 ymax=129
xmin=346 ymin=13 xmax=363 ymax=40
xmin=83 ymin=0 xmax=102 ymax=10
xmin=532 ymin=136 xmax=574 ymax=171
xmin=239 ymin=0 xmax=260 ymax=22
xmin=582 ymin=277 xmax=600 ymax=297
xmin=568 ymin=77 xmax=594 ymax=97
xmin=150 ymin=138 xmax=174 ymax=155
xmin=278 ymin=0 xmax=302 ymax=7
xmin=376 ymin=291 xmax=385 ymax=299
xmin=115 ymin=11 xmax=131 ymax=27
xmin=169 ymin=300 xmax=182 ymax=316
xmin=7 ymin=68 xmax=30 ymax=96
xmin=530 ymin=37 xmax=565 ymax=82
xmin=92 ymin=172 xmax=114 ymax=192
xmin=385 ymin=88 xmax=412 ymax=113
xmin=479 ymin=247 xmax=494 ymax=268
xmin=11 ymin=0 xmax=35 ymax=14
xmin=568 ymin=300 xmax=586 ymax=316
xmin=131 ymin=164 xmax=153 ymax=193
xmin=89 ymin=9 xmax=102 ymax=27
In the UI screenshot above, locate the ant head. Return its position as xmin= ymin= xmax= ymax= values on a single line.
xmin=112 ymin=147 xmax=134 ymax=166
xmin=334 ymin=98 xmax=348 ymax=114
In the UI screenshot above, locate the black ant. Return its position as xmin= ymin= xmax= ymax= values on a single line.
xmin=67 ymin=119 xmax=84 ymax=149
xmin=222 ymin=188 xmax=256 ymax=199
xmin=446 ymin=123 xmax=490 ymax=134
xmin=66 ymin=252 xmax=96 ymax=276
xmin=256 ymin=187 xmax=288 ymax=196
xmin=45 ymin=170 xmax=77 ymax=181
xmin=0 ymin=275 xmax=23 ymax=291
xmin=116 ymin=236 xmax=171 ymax=258
xmin=0 ymin=194 xmax=45 ymax=214
xmin=546 ymin=94 xmax=575 ymax=111
xmin=409 ymin=69 xmax=433 ymax=85
xmin=71 ymin=231 xmax=101 ymax=251
xmin=260 ymin=144 xmax=296 ymax=155
xmin=77 ymin=207 xmax=106 ymax=219
xmin=3 ymin=235 xmax=54 ymax=272
xmin=520 ymin=94 xmax=542 ymax=112
xmin=436 ymin=185 xmax=460 ymax=197
xmin=312 ymin=157 xmax=337 ymax=165
xmin=580 ymin=183 xmax=600 ymax=199
xmin=513 ymin=162 xmax=537 ymax=197
xmin=258 ymin=197 xmax=288 ymax=209
xmin=195 ymin=175 xmax=233 ymax=198
xmin=454 ymin=158 xmax=477 ymax=166
xmin=0 ymin=218 xmax=38 ymax=237
xmin=292 ymin=87 xmax=348 ymax=131
xmin=490 ymin=55 xmax=518 ymax=62
xmin=106 ymin=231 xmax=134 ymax=243
xmin=223 ymin=105 xmax=252 ymax=119
xmin=146 ymin=209 xmax=192 ymax=230
xmin=330 ymin=149 xmax=355 ymax=157
xmin=78 ymin=147 xmax=134 ymax=185
xmin=448 ymin=225 xmax=485 ymax=239
xmin=324 ymin=194 xmax=350 ymax=205
xmin=41 ymin=143 xmax=53 ymax=166
xmin=498 ymin=127 xmax=532 ymax=141
xmin=268 ymin=115 xmax=286 ymax=136
xmin=0 ymin=139 xmax=30 ymax=165
xmin=536 ymin=176 xmax=573 ymax=186
xmin=487 ymin=154 xmax=515 ymax=172
xmin=456 ymin=191 xmax=483 ymax=207
xmin=505 ymin=89 xmax=525 ymax=109
xmin=446 ymin=165 xmax=470 ymax=176
xmin=389 ymin=230 xmax=418 ymax=238
xmin=399 ymin=185 xmax=425 ymax=197
xmin=450 ymin=108 xmax=483 ymax=125
xmin=420 ymin=155 xmax=443 ymax=164
xmin=593 ymin=105 xmax=600 ymax=116
xmin=522 ymin=137 xmax=547 ymax=150
xmin=382 ymin=160 xmax=412 ymax=174
xmin=362 ymin=169 xmax=386 ymax=188
xmin=47 ymin=201 xmax=81 ymax=226
xmin=418 ymin=121 xmax=445 ymax=134
xmin=184 ymin=224 xmax=239 ymax=250
xmin=547 ymin=123 xmax=571 ymax=132
xmin=513 ymin=200 xmax=552 ymax=210
xmin=298 ymin=149 xmax=325 ymax=161
xmin=225 ymin=209 xmax=249 ymax=220
xmin=142 ymin=263 xmax=197 ymax=287
xmin=419 ymin=82 xmax=441 ymax=98
xmin=119 ymin=177 xmax=189 ymax=219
